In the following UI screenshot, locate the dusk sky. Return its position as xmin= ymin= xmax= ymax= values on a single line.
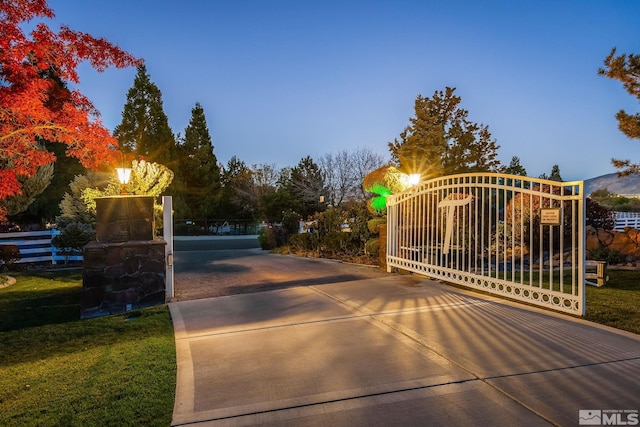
xmin=46 ymin=0 xmax=640 ymax=181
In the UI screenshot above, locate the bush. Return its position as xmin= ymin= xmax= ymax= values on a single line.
xmin=289 ymin=232 xmax=315 ymax=252
xmin=52 ymin=220 xmax=95 ymax=263
xmin=258 ymin=227 xmax=278 ymax=250
xmin=174 ymin=223 xmax=205 ymax=236
xmin=0 ymin=221 xmax=20 ymax=233
xmin=0 ymin=244 xmax=21 ymax=272
xmin=311 ymin=202 xmax=375 ymax=257
xmin=587 ymin=247 xmax=626 ymax=265
xmin=321 ymin=231 xmax=352 ymax=256
xmin=365 ymin=238 xmax=380 ymax=257
xmin=277 ymin=201 xmax=377 ymax=260
xmin=586 ymin=198 xmax=615 ymax=230
xmin=281 ymin=210 xmax=301 ymax=235
xmin=367 ymin=218 xmax=386 ymax=234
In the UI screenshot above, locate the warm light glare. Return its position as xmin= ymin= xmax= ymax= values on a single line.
xmin=116 ymin=167 xmax=132 ymax=185
xmin=408 ymin=174 xmax=421 ymax=187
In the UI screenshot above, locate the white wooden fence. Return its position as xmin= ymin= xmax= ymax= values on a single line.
xmin=0 ymin=230 xmax=82 ymax=264
xmin=613 ymin=211 xmax=640 ymax=231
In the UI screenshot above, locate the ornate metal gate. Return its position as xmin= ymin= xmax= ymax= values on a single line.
xmin=386 ymin=173 xmax=585 ymax=315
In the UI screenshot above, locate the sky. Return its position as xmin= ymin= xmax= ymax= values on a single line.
xmin=43 ymin=0 xmax=640 ymax=181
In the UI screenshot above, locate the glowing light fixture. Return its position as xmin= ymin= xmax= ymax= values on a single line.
xmin=116 ymin=167 xmax=132 ymax=195
xmin=407 ymin=173 xmax=421 ymax=187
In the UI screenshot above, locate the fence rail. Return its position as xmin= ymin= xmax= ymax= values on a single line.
xmin=174 ymin=218 xmax=258 ymax=235
xmin=613 ymin=211 xmax=640 ymax=231
xmin=387 ymin=173 xmax=585 ymax=315
xmin=0 ymin=230 xmax=83 ymax=264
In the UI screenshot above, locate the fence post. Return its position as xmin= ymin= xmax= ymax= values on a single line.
xmin=50 ymin=229 xmax=59 ymax=265
xmin=163 ymin=196 xmax=174 ymax=300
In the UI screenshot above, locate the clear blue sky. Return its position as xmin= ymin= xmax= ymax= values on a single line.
xmin=46 ymin=0 xmax=640 ymax=181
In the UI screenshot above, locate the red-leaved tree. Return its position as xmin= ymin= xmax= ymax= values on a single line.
xmin=0 ymin=0 xmax=142 ymax=219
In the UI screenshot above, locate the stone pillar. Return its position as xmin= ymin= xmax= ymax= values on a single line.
xmin=95 ymin=196 xmax=155 ymax=242
xmin=81 ymin=196 xmax=167 ymax=319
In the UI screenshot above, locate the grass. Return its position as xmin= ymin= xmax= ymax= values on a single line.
xmin=585 ymin=268 xmax=640 ymax=335
xmin=0 ymin=270 xmax=176 ymax=426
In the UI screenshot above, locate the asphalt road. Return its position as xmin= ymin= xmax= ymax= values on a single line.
xmin=172 ymin=236 xmax=385 ymax=301
xmin=173 ymin=235 xmax=261 ymax=252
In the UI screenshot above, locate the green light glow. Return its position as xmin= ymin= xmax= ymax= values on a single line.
xmin=367 ymin=183 xmax=392 ymax=212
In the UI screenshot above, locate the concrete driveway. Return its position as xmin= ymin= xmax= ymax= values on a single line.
xmin=170 ymin=242 xmax=640 ymax=426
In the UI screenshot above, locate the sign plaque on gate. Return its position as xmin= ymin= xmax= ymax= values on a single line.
xmin=540 ymin=208 xmax=561 ymax=225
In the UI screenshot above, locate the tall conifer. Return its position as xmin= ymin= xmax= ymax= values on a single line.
xmin=179 ymin=103 xmax=222 ymax=218
xmin=114 ymin=65 xmax=187 ymax=215
xmin=599 ymin=48 xmax=640 ymax=176
xmin=388 ymin=87 xmax=501 ymax=178
xmin=114 ymin=65 xmax=177 ymax=166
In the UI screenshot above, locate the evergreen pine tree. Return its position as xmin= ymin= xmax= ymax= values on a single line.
xmin=1 ymin=163 xmax=54 ymax=217
xmin=502 ymin=155 xmax=528 ymax=188
xmin=599 ymin=48 xmax=640 ymax=175
xmin=179 ymin=103 xmax=222 ymax=218
xmin=388 ymin=87 xmax=501 ymax=178
xmin=220 ymin=156 xmax=255 ymax=219
xmin=290 ymin=156 xmax=325 ymax=217
xmin=549 ymin=164 xmax=563 ymax=182
xmin=504 ymin=156 xmax=527 ymax=176
xmin=113 ymin=65 xmax=187 ymax=215
xmin=24 ymin=142 xmax=87 ymax=222
xmin=114 ymin=65 xmax=176 ymax=165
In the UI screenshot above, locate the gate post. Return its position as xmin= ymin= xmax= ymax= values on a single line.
xmin=379 ymin=223 xmax=387 ymax=271
xmin=163 ymin=196 xmax=174 ymax=300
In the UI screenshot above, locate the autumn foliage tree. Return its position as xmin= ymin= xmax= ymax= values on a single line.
xmin=0 ymin=0 xmax=141 ymax=219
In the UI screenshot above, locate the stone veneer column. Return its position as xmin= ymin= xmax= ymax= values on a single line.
xmin=81 ymin=196 xmax=167 ymax=319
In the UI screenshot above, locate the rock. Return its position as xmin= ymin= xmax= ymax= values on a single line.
xmin=586 ymin=226 xmax=640 ymax=261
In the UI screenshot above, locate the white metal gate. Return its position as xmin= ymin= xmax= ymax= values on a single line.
xmin=386 ymin=173 xmax=585 ymax=315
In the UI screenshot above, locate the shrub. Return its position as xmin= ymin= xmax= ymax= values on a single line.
xmin=587 ymin=247 xmax=626 ymax=265
xmin=365 ymin=238 xmax=380 ymax=257
xmin=282 ymin=201 xmax=377 ymax=259
xmin=52 ymin=219 xmax=95 ymax=264
xmin=0 ymin=221 xmax=20 ymax=233
xmin=345 ymin=201 xmax=375 ymax=246
xmin=289 ymin=232 xmax=315 ymax=252
xmin=586 ymin=198 xmax=615 ymax=230
xmin=174 ymin=223 xmax=205 ymax=236
xmin=0 ymin=244 xmax=21 ymax=272
xmin=281 ymin=210 xmax=301 ymax=235
xmin=367 ymin=218 xmax=386 ymax=234
xmin=321 ymin=231 xmax=352 ymax=256
xmin=258 ymin=227 xmax=278 ymax=250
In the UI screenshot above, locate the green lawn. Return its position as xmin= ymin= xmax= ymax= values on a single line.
xmin=0 ymin=270 xmax=176 ymax=426
xmin=585 ymin=268 xmax=640 ymax=335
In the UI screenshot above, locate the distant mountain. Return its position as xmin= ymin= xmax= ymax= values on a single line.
xmin=584 ymin=173 xmax=640 ymax=195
